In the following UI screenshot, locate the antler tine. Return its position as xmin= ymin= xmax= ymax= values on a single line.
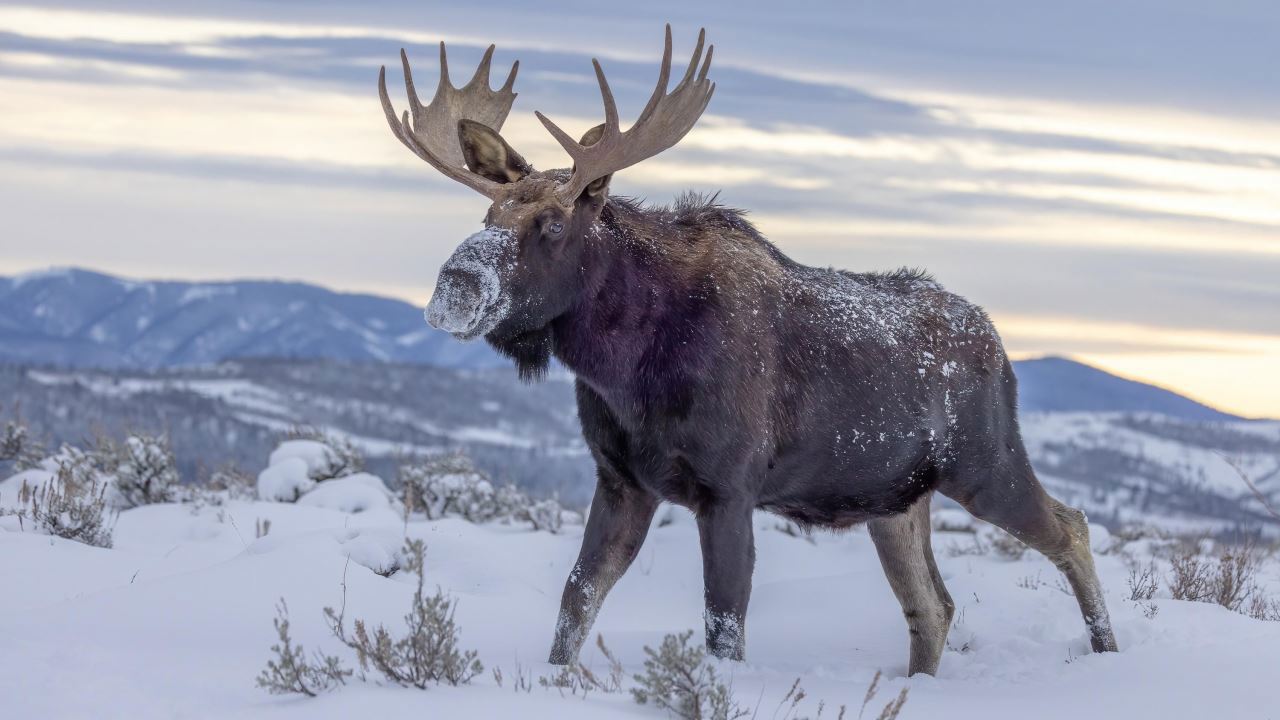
xmin=378 ymin=42 xmax=522 ymax=199
xmin=466 ymin=45 xmax=496 ymax=89
xmin=634 ymin=24 xmax=674 ymax=127
xmin=674 ymin=28 xmax=705 ymax=92
xmin=538 ymin=26 xmax=716 ymax=204
xmin=500 ymin=59 xmax=520 ymax=93
xmin=400 ymin=49 xmax=423 ymax=112
xmin=437 ymin=42 xmax=450 ymax=89
xmin=592 ymin=59 xmax=621 ymax=132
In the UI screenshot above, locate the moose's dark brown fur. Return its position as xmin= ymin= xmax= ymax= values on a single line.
xmin=383 ymin=26 xmax=1118 ymax=677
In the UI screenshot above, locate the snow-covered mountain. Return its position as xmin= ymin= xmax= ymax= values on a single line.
xmin=0 ymin=268 xmax=1253 ymax=422
xmin=0 ymin=268 xmax=503 ymax=369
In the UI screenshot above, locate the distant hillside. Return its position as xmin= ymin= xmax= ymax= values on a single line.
xmin=0 ymin=268 xmax=503 ymax=369
xmin=1014 ymin=356 xmax=1241 ymax=422
xmin=1 ymin=359 xmax=1275 ymax=533
xmin=0 ymin=268 xmax=1247 ymax=423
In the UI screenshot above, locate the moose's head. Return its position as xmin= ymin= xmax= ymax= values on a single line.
xmin=379 ymin=27 xmax=715 ymax=344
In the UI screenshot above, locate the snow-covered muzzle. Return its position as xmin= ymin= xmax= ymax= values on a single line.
xmin=424 ymin=226 xmax=517 ymax=341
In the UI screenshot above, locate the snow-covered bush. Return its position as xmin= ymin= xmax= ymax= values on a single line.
xmin=520 ymin=497 xmax=568 ymax=534
xmin=631 ymin=630 xmax=746 ymax=720
xmin=184 ymin=462 xmax=258 ymax=509
xmin=282 ymin=428 xmax=363 ymax=480
xmin=258 ymin=435 xmax=364 ymax=502
xmin=258 ymin=457 xmax=314 ymax=502
xmin=400 ymin=452 xmax=577 ymax=532
xmin=296 ymin=473 xmax=398 ymax=514
xmin=110 ymin=434 xmax=180 ymax=507
xmin=400 ymin=453 xmax=503 ymax=522
xmin=256 ymin=600 xmax=351 ymax=696
xmin=323 ymin=539 xmax=483 ymax=688
xmin=3 ymin=451 xmax=115 ymax=547
xmin=0 ymin=408 xmax=44 ymax=472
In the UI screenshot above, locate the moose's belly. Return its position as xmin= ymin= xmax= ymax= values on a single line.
xmin=755 ymin=430 xmax=939 ymax=528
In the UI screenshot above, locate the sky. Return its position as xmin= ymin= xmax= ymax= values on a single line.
xmin=0 ymin=1 xmax=1278 ymax=417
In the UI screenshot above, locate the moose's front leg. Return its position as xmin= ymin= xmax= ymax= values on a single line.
xmin=697 ymin=500 xmax=755 ymax=661
xmin=548 ymin=472 xmax=659 ymax=664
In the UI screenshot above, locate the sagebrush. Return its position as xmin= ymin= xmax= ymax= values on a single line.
xmin=4 ymin=451 xmax=115 ymax=547
xmin=324 ymin=539 xmax=483 ymax=688
xmin=256 ymin=600 xmax=351 ymax=696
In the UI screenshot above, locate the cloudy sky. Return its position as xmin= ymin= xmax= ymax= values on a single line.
xmin=1 ymin=1 xmax=1278 ymax=416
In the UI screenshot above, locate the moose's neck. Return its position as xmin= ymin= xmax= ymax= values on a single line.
xmin=550 ymin=202 xmax=706 ymax=392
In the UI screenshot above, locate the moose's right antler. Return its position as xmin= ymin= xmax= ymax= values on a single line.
xmin=536 ymin=25 xmax=716 ymax=204
xmin=379 ymin=43 xmax=519 ymax=199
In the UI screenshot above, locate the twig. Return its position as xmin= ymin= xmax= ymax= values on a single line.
xmin=1216 ymin=452 xmax=1280 ymax=520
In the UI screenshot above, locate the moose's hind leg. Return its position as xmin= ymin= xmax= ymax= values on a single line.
xmin=943 ymin=463 xmax=1119 ymax=654
xmin=868 ymin=492 xmax=955 ymax=676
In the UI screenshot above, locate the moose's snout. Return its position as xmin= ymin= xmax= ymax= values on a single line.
xmin=425 ymin=270 xmax=487 ymax=336
xmin=424 ymin=226 xmax=516 ymax=340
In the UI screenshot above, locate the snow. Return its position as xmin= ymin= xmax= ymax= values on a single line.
xmin=2 ymin=496 xmax=1278 ymax=719
xmin=0 ymin=467 xmax=55 ymax=508
xmin=268 ymin=440 xmax=339 ymax=480
xmin=257 ymin=457 xmax=315 ymax=502
xmin=296 ymin=473 xmax=399 ymax=514
xmin=180 ymin=285 xmax=237 ymax=304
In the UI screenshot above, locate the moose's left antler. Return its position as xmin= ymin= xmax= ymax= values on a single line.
xmin=536 ymin=25 xmax=715 ymax=204
xmin=379 ymin=43 xmax=519 ymax=199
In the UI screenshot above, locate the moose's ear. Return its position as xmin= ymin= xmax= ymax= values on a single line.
xmin=575 ymin=124 xmax=611 ymax=204
xmin=458 ymin=119 xmax=532 ymax=184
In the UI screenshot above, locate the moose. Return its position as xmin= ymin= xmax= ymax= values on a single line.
xmin=378 ymin=26 xmax=1117 ymax=676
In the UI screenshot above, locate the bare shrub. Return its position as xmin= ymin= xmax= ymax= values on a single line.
xmin=984 ymin=526 xmax=1028 ymax=560
xmin=324 ymin=539 xmax=483 ymax=688
xmin=945 ymin=533 xmax=988 ymax=558
xmin=1246 ymin=594 xmax=1280 ymax=621
xmin=631 ymin=630 xmax=748 ymax=720
xmin=1166 ymin=538 xmax=1273 ymax=616
xmin=1167 ymin=544 xmax=1212 ymax=603
xmin=207 ymin=463 xmax=257 ymax=498
xmin=6 ymin=454 xmax=115 ymax=547
xmin=1127 ymin=562 xmax=1159 ymax=601
xmin=1127 ymin=561 xmax=1160 ymax=619
xmin=539 ymin=633 xmax=625 ymax=698
xmin=111 ymin=434 xmax=180 ymax=507
xmin=256 ymin=599 xmax=351 ymax=696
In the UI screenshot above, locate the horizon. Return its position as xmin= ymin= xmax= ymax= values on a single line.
xmin=1 ymin=2 xmax=1277 ymax=417
xmin=3 ymin=263 xmax=1261 ymax=420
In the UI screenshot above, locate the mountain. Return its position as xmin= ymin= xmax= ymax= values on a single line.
xmin=0 ymin=268 xmax=1249 ymax=423
xmin=0 ymin=268 xmax=504 ymax=369
xmin=1013 ymin=356 xmax=1240 ymax=422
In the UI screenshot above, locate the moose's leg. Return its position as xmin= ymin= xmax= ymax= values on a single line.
xmin=697 ymin=500 xmax=756 ymax=660
xmin=868 ymin=492 xmax=955 ymax=676
xmin=548 ymin=472 xmax=659 ymax=664
xmin=946 ymin=467 xmax=1118 ymax=654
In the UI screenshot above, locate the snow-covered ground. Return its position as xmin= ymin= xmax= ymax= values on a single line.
xmin=2 ymin=494 xmax=1278 ymax=719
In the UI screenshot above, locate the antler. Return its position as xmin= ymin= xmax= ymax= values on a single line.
xmin=536 ymin=25 xmax=715 ymax=204
xmin=379 ymin=43 xmax=520 ymax=199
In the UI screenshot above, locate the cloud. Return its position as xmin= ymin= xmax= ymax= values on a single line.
xmin=2 ymin=2 xmax=1279 ymax=415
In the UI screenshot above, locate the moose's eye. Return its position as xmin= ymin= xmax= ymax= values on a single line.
xmin=547 ymin=221 xmax=564 ymax=236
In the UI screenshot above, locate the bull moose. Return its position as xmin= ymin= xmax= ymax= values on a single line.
xmin=378 ymin=26 xmax=1117 ymax=676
